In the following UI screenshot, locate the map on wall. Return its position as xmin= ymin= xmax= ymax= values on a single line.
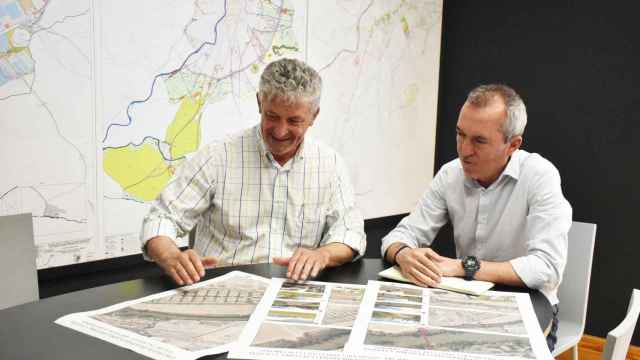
xmin=0 ymin=0 xmax=443 ymax=269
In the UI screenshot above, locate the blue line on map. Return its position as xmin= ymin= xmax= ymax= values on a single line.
xmin=102 ymin=0 xmax=228 ymax=143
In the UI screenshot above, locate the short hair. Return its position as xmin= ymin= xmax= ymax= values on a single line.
xmin=258 ymin=58 xmax=322 ymax=112
xmin=466 ymin=84 xmax=527 ymax=141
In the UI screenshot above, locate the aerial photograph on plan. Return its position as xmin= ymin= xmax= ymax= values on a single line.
xmin=379 ymin=283 xmax=423 ymax=297
xmin=90 ymin=272 xmax=268 ymax=351
xmin=267 ymin=309 xmax=317 ymax=324
xmin=365 ymin=322 xmax=535 ymax=359
xmin=276 ymin=290 xmax=324 ymax=301
xmin=328 ymin=285 xmax=365 ymax=303
xmin=429 ymin=289 xmax=520 ymax=314
xmin=376 ymin=283 xmax=423 ymax=304
xmin=428 ymin=307 xmax=527 ymax=335
xmin=320 ymin=285 xmax=365 ymax=327
xmin=322 ymin=302 xmax=360 ymax=327
xmin=280 ymin=282 xmax=326 ymax=293
xmin=272 ymin=299 xmax=321 ymax=312
xmin=251 ymin=322 xmax=351 ymax=351
xmin=372 ymin=310 xmax=421 ymax=325
xmin=375 ymin=301 xmax=422 ymax=312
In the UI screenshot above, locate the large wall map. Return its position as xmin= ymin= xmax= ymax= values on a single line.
xmin=0 ymin=0 xmax=442 ymax=268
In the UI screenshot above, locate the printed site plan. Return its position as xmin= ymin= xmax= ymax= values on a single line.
xmin=56 ymin=271 xmax=270 ymax=360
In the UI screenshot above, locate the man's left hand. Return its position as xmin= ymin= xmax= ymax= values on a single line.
xmin=273 ymin=248 xmax=330 ymax=281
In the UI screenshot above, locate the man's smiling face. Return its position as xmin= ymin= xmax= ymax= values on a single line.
xmin=259 ymin=95 xmax=318 ymax=165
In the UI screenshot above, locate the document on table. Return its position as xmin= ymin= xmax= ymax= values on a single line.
xmin=55 ymin=271 xmax=270 ymax=360
xmin=228 ymin=278 xmax=378 ymax=360
xmin=344 ymin=280 xmax=554 ymax=360
xmin=378 ymin=266 xmax=494 ymax=296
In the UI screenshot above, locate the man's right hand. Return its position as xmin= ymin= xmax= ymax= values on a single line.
xmin=395 ymin=247 xmax=444 ymax=288
xmin=146 ymin=236 xmax=218 ymax=286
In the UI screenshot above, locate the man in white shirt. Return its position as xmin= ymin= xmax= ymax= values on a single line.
xmin=141 ymin=58 xmax=365 ymax=286
xmin=381 ymin=84 xmax=571 ymax=351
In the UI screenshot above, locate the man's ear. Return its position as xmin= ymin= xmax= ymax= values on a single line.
xmin=256 ymin=93 xmax=262 ymax=113
xmin=507 ymin=135 xmax=523 ymax=155
xmin=310 ymin=107 xmax=320 ymax=126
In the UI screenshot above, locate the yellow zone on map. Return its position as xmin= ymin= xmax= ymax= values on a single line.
xmin=165 ymin=95 xmax=202 ymax=159
xmin=104 ymin=95 xmax=202 ymax=201
xmin=104 ymin=140 xmax=176 ymax=201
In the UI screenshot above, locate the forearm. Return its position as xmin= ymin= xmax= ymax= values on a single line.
xmin=317 ymin=243 xmax=356 ymax=267
xmin=474 ymin=260 xmax=525 ymax=287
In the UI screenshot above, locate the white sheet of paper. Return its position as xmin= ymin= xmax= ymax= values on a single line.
xmin=378 ymin=266 xmax=494 ymax=296
xmin=344 ymin=280 xmax=554 ymax=360
xmin=228 ymin=278 xmax=378 ymax=360
xmin=55 ymin=271 xmax=270 ymax=360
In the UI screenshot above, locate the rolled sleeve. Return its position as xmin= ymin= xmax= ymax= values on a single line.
xmin=381 ymin=168 xmax=449 ymax=258
xmin=381 ymin=223 xmax=420 ymax=259
xmin=510 ymin=167 xmax=572 ymax=299
xmin=140 ymin=214 xmax=180 ymax=260
xmin=319 ymin=155 xmax=366 ymax=260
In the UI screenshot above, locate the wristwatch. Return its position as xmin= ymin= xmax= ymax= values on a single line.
xmin=462 ymin=256 xmax=481 ymax=281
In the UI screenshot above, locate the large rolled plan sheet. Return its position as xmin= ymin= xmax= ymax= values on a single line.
xmin=55 ymin=271 xmax=270 ymax=360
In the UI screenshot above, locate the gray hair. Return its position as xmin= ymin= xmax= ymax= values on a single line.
xmin=466 ymin=84 xmax=527 ymax=141
xmin=258 ymin=58 xmax=322 ymax=112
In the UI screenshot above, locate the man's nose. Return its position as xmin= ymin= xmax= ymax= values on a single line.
xmin=271 ymin=122 xmax=288 ymax=139
xmin=458 ymin=138 xmax=474 ymax=156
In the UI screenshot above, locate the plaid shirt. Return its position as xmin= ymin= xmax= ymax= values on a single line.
xmin=141 ymin=125 xmax=366 ymax=266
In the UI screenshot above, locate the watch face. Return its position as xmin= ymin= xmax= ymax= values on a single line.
xmin=463 ymin=256 xmax=479 ymax=280
xmin=464 ymin=256 xmax=479 ymax=270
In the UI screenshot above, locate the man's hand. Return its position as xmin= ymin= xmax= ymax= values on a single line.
xmin=146 ymin=236 xmax=218 ymax=286
xmin=273 ymin=247 xmax=331 ymax=281
xmin=432 ymin=255 xmax=464 ymax=278
xmin=395 ymin=247 xmax=445 ymax=287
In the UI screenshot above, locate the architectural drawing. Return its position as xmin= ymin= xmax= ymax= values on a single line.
xmin=251 ymin=322 xmax=351 ymax=351
xmin=346 ymin=281 xmax=553 ymax=360
xmin=229 ymin=278 xmax=367 ymax=360
xmin=429 ymin=307 xmax=527 ymax=335
xmin=365 ymin=323 xmax=535 ymax=359
xmin=430 ymin=288 xmax=520 ymax=314
xmin=56 ymin=271 xmax=270 ymax=360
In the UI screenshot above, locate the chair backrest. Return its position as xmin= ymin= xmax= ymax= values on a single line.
xmin=0 ymin=213 xmax=39 ymax=310
xmin=602 ymin=289 xmax=640 ymax=360
xmin=557 ymin=221 xmax=597 ymax=329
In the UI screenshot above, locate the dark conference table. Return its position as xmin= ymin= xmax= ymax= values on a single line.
xmin=0 ymin=258 xmax=552 ymax=360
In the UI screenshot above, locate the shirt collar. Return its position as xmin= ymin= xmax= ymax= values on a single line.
xmin=501 ymin=149 xmax=522 ymax=181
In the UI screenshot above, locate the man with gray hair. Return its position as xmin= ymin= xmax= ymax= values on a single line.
xmin=141 ymin=58 xmax=365 ymax=285
xmin=381 ymin=84 xmax=571 ymax=351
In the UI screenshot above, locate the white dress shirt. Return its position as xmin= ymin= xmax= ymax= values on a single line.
xmin=141 ymin=125 xmax=365 ymax=266
xmin=382 ymin=149 xmax=572 ymax=304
